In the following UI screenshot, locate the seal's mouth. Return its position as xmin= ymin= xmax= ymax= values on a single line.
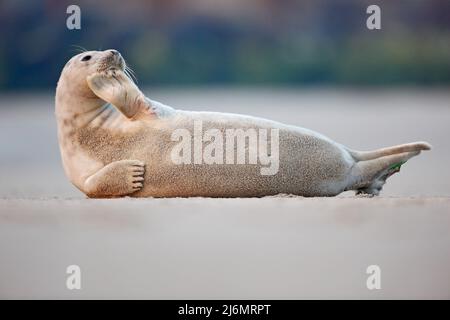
xmin=93 ymin=50 xmax=137 ymax=83
xmin=97 ymin=51 xmax=125 ymax=73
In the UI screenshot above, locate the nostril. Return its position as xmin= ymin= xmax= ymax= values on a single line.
xmin=109 ymin=50 xmax=119 ymax=56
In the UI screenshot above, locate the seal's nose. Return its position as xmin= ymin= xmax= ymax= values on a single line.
xmin=109 ymin=49 xmax=120 ymax=56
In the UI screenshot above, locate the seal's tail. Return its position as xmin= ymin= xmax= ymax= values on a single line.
xmin=346 ymin=141 xmax=431 ymax=196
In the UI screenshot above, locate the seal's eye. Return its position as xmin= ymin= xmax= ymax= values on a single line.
xmin=81 ymin=55 xmax=91 ymax=62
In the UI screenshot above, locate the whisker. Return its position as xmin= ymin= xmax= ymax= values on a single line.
xmin=124 ymin=61 xmax=138 ymax=83
xmin=69 ymin=45 xmax=88 ymax=54
xmin=125 ymin=65 xmax=138 ymax=79
xmin=127 ymin=69 xmax=138 ymax=83
xmin=125 ymin=66 xmax=137 ymax=79
xmin=124 ymin=68 xmax=137 ymax=84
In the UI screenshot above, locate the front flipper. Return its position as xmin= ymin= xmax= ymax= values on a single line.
xmin=87 ymin=70 xmax=153 ymax=120
xmin=83 ymin=160 xmax=145 ymax=198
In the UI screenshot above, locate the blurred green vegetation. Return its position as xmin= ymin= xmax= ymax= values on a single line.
xmin=0 ymin=0 xmax=449 ymax=90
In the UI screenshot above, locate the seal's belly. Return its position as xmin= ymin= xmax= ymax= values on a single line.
xmin=136 ymin=129 xmax=353 ymax=197
xmin=76 ymin=116 xmax=354 ymax=197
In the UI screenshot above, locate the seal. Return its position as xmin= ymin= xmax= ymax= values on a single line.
xmin=55 ymin=49 xmax=431 ymax=198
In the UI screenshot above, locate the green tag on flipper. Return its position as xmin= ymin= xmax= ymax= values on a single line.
xmin=389 ymin=161 xmax=406 ymax=171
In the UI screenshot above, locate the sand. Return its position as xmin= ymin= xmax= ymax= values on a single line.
xmin=0 ymin=88 xmax=449 ymax=299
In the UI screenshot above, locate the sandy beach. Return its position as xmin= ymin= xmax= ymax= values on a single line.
xmin=0 ymin=88 xmax=449 ymax=299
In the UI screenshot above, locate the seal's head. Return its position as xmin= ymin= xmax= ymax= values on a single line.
xmin=69 ymin=49 xmax=124 ymax=72
xmin=57 ymin=50 xmax=124 ymax=99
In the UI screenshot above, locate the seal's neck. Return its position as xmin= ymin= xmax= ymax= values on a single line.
xmin=76 ymin=102 xmax=125 ymax=128
xmin=56 ymin=95 xmax=123 ymax=130
xmin=55 ymin=75 xmax=116 ymax=126
xmin=55 ymin=76 xmax=102 ymax=111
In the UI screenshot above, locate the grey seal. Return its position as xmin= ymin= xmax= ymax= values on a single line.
xmin=55 ymin=49 xmax=431 ymax=198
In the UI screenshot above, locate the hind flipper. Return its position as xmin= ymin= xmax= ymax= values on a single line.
xmin=350 ymin=151 xmax=420 ymax=196
xmin=348 ymin=141 xmax=431 ymax=161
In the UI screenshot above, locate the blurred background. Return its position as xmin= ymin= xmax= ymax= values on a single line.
xmin=1 ymin=0 xmax=450 ymax=300
xmin=1 ymin=0 xmax=449 ymax=89
xmin=0 ymin=0 xmax=449 ymax=197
